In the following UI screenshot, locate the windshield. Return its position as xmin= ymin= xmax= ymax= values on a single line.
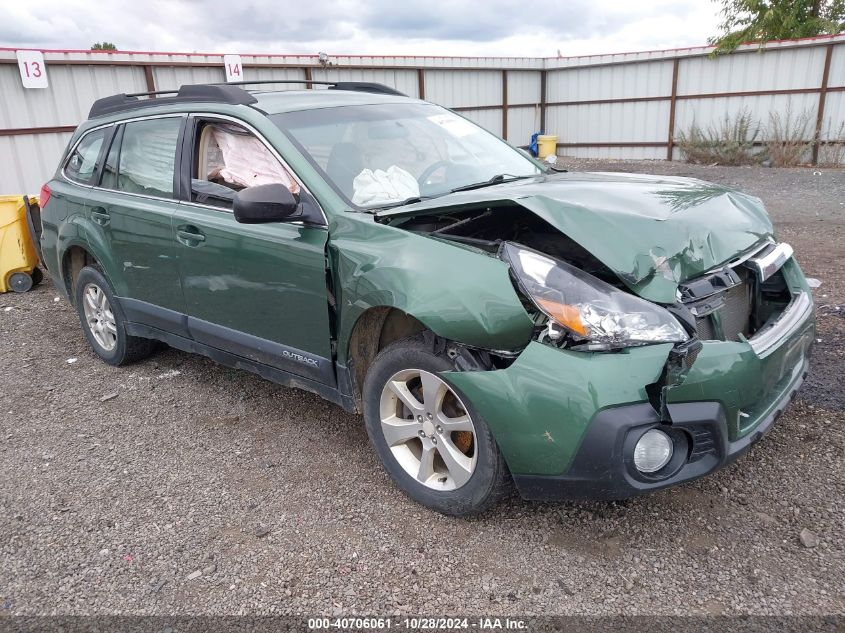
xmin=271 ymin=103 xmax=543 ymax=209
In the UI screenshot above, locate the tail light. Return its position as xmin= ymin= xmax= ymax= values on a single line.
xmin=39 ymin=183 xmax=52 ymax=208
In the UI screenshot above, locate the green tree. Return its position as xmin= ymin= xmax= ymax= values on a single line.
xmin=709 ymin=0 xmax=844 ymax=54
xmin=91 ymin=42 xmax=117 ymax=51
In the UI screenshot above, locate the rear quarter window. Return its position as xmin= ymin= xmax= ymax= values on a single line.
xmin=64 ymin=128 xmax=107 ymax=184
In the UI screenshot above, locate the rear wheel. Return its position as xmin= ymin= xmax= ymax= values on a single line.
xmin=363 ymin=336 xmax=510 ymax=515
xmin=74 ymin=266 xmax=156 ymax=366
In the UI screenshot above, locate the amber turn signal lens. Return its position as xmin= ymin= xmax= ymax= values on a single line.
xmin=535 ymin=298 xmax=588 ymax=337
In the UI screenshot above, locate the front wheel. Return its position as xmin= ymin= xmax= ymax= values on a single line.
xmin=362 ymin=336 xmax=510 ymax=516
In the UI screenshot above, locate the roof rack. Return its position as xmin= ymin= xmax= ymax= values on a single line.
xmin=88 ymin=84 xmax=258 ymax=118
xmin=88 ymin=80 xmax=406 ymax=119
xmin=215 ymin=80 xmax=405 ymax=96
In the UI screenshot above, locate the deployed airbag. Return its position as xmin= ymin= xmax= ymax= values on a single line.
xmin=352 ymin=166 xmax=419 ymax=206
xmin=209 ymin=126 xmax=299 ymax=194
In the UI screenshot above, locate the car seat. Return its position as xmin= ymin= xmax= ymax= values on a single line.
xmin=326 ymin=143 xmax=364 ymax=200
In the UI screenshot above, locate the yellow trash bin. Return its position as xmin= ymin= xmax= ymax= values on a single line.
xmin=537 ymin=135 xmax=558 ymax=160
xmin=0 ymin=195 xmax=42 ymax=293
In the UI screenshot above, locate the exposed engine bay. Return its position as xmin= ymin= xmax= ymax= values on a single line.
xmin=388 ymin=204 xmax=621 ymax=286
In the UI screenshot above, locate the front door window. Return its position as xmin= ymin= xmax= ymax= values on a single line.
xmin=191 ymin=121 xmax=299 ymax=209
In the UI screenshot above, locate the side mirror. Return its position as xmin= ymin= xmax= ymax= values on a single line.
xmin=233 ymin=184 xmax=300 ymax=224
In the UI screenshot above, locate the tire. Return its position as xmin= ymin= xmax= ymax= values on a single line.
xmin=74 ymin=266 xmax=156 ymax=366
xmin=362 ymin=336 xmax=510 ymax=516
xmin=30 ymin=266 xmax=44 ymax=286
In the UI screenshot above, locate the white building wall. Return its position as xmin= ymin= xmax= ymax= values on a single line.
xmin=0 ymin=34 xmax=842 ymax=193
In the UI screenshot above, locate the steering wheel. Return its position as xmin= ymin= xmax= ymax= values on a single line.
xmin=417 ymin=160 xmax=452 ymax=193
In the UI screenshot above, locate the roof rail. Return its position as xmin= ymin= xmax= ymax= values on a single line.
xmin=215 ymin=80 xmax=406 ymax=96
xmin=88 ymin=84 xmax=258 ymax=118
xmin=331 ymin=81 xmax=406 ymax=96
xmin=87 ymin=80 xmax=407 ymax=119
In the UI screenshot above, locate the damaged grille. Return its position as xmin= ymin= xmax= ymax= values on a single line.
xmin=680 ymin=265 xmax=756 ymax=343
xmin=694 ymin=271 xmax=753 ymax=342
xmin=679 ymin=242 xmax=795 ymax=343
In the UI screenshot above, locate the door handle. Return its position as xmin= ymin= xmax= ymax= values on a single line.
xmin=176 ymin=226 xmax=206 ymax=246
xmin=90 ymin=207 xmax=110 ymax=226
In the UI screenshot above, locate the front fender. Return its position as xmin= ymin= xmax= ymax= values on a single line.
xmin=331 ymin=215 xmax=534 ymax=362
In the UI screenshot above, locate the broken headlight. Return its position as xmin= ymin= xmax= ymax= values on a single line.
xmin=502 ymin=242 xmax=689 ymax=350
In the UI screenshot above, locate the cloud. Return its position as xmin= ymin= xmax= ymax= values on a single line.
xmin=359 ymin=1 xmax=607 ymax=41
xmin=0 ymin=0 xmax=720 ymax=57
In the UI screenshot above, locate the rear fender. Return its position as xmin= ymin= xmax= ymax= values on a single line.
xmin=58 ymin=215 xmax=124 ymax=297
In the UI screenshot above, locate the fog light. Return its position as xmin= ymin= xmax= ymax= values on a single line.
xmin=634 ymin=429 xmax=673 ymax=473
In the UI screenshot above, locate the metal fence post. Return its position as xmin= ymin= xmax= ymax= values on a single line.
xmin=539 ymin=69 xmax=547 ymax=134
xmin=143 ymin=65 xmax=156 ymax=93
xmin=502 ymin=69 xmax=508 ymax=141
xmin=666 ymin=58 xmax=680 ymax=161
xmin=812 ymin=44 xmax=834 ymax=165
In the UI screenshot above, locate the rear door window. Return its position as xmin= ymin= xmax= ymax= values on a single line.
xmin=64 ymin=128 xmax=108 ymax=184
xmin=115 ymin=117 xmax=182 ymax=198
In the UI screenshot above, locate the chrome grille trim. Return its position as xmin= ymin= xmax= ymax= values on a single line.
xmin=747 ymin=242 xmax=794 ymax=282
xmin=704 ymin=239 xmax=774 ymax=274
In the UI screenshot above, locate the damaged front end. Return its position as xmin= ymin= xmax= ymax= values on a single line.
xmin=646 ymin=338 xmax=702 ymax=421
xmin=381 ymin=198 xmax=797 ymax=428
xmin=443 ymin=235 xmax=812 ymax=498
xmin=378 ymin=175 xmax=813 ymax=498
xmin=494 ymin=239 xmax=708 ymax=423
xmin=494 ymin=237 xmax=805 ymax=426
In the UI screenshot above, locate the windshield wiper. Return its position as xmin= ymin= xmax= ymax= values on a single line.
xmin=369 ymin=196 xmax=430 ymax=211
xmin=367 ymin=173 xmax=536 ymax=212
xmin=449 ymin=173 xmax=534 ymax=193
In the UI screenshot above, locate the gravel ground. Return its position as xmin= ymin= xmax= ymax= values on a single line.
xmin=1 ymin=161 xmax=843 ymax=617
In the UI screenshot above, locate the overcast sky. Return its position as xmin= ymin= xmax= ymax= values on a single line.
xmin=1 ymin=0 xmax=722 ymax=57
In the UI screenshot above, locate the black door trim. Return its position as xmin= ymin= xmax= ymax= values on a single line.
xmin=187 ymin=315 xmax=336 ymax=386
xmin=124 ymin=321 xmax=355 ymax=412
xmin=120 ymin=296 xmax=190 ymax=338
xmin=117 ymin=296 xmax=335 ymax=387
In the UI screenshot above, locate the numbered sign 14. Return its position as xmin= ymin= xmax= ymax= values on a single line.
xmin=224 ymin=55 xmax=243 ymax=83
xmin=17 ymin=50 xmax=48 ymax=89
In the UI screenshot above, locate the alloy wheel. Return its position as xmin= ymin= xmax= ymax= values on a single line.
xmin=378 ymin=369 xmax=477 ymax=490
xmin=82 ymin=283 xmax=117 ymax=351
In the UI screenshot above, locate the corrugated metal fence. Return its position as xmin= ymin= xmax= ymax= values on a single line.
xmin=1 ymin=34 xmax=843 ymax=193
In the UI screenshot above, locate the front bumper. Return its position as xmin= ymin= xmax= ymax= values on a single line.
xmin=444 ymin=259 xmax=815 ymax=501
xmin=512 ymin=358 xmax=807 ymax=501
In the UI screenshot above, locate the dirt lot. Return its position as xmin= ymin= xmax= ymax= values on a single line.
xmin=1 ymin=161 xmax=843 ymax=617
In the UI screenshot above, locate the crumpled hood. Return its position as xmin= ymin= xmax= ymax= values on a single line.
xmin=378 ymin=171 xmax=775 ymax=303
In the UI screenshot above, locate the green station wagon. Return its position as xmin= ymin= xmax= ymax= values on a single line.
xmin=40 ymin=81 xmax=815 ymax=515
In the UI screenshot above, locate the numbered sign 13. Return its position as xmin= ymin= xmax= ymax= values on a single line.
xmin=17 ymin=50 xmax=49 ymax=89
xmin=224 ymin=55 xmax=243 ymax=83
